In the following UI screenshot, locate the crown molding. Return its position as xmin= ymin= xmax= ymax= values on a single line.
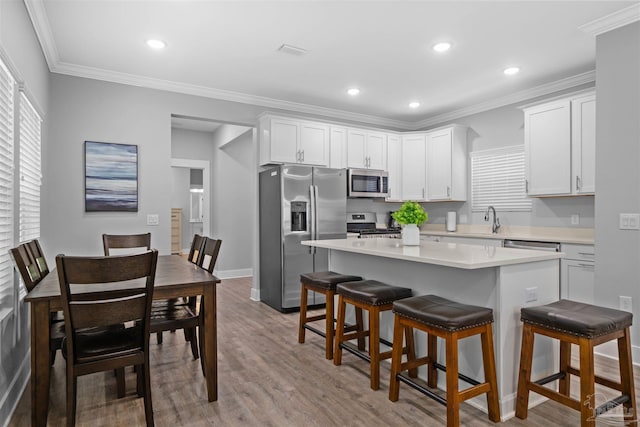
xmin=23 ymin=0 xmax=59 ymax=70
xmin=413 ymin=70 xmax=596 ymax=129
xmin=579 ymin=3 xmax=640 ymax=36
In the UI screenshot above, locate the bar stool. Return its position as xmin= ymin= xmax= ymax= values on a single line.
xmin=333 ymin=280 xmax=414 ymax=390
xmin=516 ymin=299 xmax=636 ymax=427
xmin=298 ymin=271 xmax=362 ymax=360
xmin=389 ymin=295 xmax=500 ymax=427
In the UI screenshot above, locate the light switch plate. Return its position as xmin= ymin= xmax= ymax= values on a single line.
xmin=147 ymin=214 xmax=159 ymax=226
xmin=619 ymin=213 xmax=640 ymax=230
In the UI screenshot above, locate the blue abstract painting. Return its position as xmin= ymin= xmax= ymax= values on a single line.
xmin=85 ymin=141 xmax=138 ymax=212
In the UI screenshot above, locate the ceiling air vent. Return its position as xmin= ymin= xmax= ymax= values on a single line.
xmin=277 ymin=44 xmax=308 ymax=56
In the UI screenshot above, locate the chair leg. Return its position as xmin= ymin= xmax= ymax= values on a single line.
xmin=405 ymin=325 xmax=418 ymax=378
xmin=427 ymin=333 xmax=438 ymax=388
xmin=618 ymin=328 xmax=637 ymax=426
xmin=325 ymin=290 xmax=335 ymax=360
xmin=142 ymin=360 xmax=154 ymax=427
xmin=136 ymin=364 xmax=143 ymax=397
xmin=369 ymin=306 xmax=381 ymax=390
xmin=481 ymin=324 xmax=501 ymax=422
xmin=355 ymin=307 xmax=365 ymax=350
xmin=515 ymin=323 xmax=535 ymax=419
xmin=188 ymin=327 xmax=200 ymax=360
xmin=333 ymin=294 xmax=346 ymax=366
xmin=298 ymin=285 xmax=309 ymax=344
xmin=116 ymin=367 xmax=126 ymax=398
xmin=199 ymin=324 xmax=206 ymax=376
xmin=445 ymin=332 xmax=460 ymax=427
xmin=388 ymin=314 xmax=405 ymax=402
xmin=559 ymin=340 xmax=571 ymax=396
xmin=578 ymin=337 xmax=596 ymax=427
xmin=66 ymin=370 xmax=77 ymax=427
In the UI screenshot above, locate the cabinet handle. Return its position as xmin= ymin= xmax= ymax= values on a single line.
xmin=576 ymin=176 xmax=581 ymax=191
xmin=296 ymin=150 xmax=300 ymax=162
xmin=301 ymin=150 xmax=304 ymax=162
xmin=578 ymin=252 xmax=595 ymax=256
xmin=525 ymin=179 xmax=529 ymax=193
xmin=447 ymin=186 xmax=450 ymax=197
xmin=422 ymin=188 xmax=425 ymax=199
xmin=578 ymin=263 xmax=594 ymax=268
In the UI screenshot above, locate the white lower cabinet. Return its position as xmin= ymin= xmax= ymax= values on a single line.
xmin=560 ymin=244 xmax=595 ymax=304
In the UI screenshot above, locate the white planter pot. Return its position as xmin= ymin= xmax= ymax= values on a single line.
xmin=402 ymin=224 xmax=420 ymax=246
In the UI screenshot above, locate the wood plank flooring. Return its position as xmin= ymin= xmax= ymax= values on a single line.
xmin=9 ymin=276 xmax=640 ymax=426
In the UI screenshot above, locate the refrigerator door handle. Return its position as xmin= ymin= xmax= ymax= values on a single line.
xmin=309 ymin=184 xmax=316 ymax=254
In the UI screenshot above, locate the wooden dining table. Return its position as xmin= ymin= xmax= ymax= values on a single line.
xmin=24 ymin=254 xmax=221 ymax=427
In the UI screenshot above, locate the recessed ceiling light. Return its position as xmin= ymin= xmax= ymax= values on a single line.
xmin=503 ymin=66 xmax=520 ymax=76
xmin=146 ymin=39 xmax=166 ymax=49
xmin=432 ymin=42 xmax=452 ymax=53
xmin=347 ymin=88 xmax=360 ymax=96
xmin=409 ymin=102 xmax=420 ymax=109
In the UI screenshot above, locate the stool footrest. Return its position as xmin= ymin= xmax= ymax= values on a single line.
xmin=340 ymin=342 xmax=370 ymax=363
xmin=567 ymin=366 xmax=625 ymax=392
xmin=434 ymin=362 xmax=481 ymax=387
xmin=303 ymin=324 xmax=325 ymax=338
xmin=595 ymin=394 xmax=630 ymax=417
xmin=534 ymin=372 xmax=566 ymax=387
xmin=304 ymin=314 xmax=326 ymax=323
xmin=397 ymin=373 xmax=447 ymax=406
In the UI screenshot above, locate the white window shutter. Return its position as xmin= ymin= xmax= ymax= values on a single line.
xmin=0 ymin=58 xmax=15 ymax=304
xmin=471 ymin=146 xmax=532 ymax=212
xmin=19 ymin=92 xmax=42 ymax=243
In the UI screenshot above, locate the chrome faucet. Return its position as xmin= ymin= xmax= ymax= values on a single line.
xmin=484 ymin=206 xmax=501 ymax=234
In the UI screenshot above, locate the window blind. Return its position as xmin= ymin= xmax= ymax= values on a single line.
xmin=0 ymin=58 xmax=15 ymax=303
xmin=471 ymin=145 xmax=532 ymax=212
xmin=19 ymin=92 xmax=42 ymax=243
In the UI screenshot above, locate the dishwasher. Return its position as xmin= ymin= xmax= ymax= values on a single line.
xmin=503 ymin=239 xmax=561 ymax=252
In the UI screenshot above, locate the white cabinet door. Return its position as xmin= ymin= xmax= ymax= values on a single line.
xmin=427 ymin=129 xmax=452 ymax=200
xmin=270 ymin=118 xmax=300 ymax=164
xmin=401 ymin=134 xmax=426 ymax=201
xmin=561 ymin=259 xmax=595 ymax=304
xmin=299 ymin=122 xmax=329 ymax=166
xmin=367 ymin=131 xmax=387 ymax=170
xmin=329 ymin=126 xmax=347 ymax=169
xmin=347 ymin=129 xmax=367 ymax=168
xmin=572 ymin=94 xmax=596 ymax=194
xmin=525 ymin=100 xmax=571 ymax=196
xmin=386 ymin=134 xmax=402 ymax=201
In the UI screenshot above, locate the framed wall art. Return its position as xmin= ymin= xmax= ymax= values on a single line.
xmin=84 ymin=141 xmax=138 ymax=212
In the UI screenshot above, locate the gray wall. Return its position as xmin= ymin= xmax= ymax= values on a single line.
xmin=211 ymin=125 xmax=255 ymax=275
xmin=594 ymin=22 xmax=640 ymax=353
xmin=0 ymin=0 xmax=50 ymax=422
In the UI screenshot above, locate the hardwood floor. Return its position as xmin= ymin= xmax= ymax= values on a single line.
xmin=9 ymin=276 xmax=640 ymax=426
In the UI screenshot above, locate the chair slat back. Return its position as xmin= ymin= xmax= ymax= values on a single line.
xmin=10 ymin=243 xmax=43 ymax=291
xmin=27 ymin=239 xmax=49 ymax=275
xmin=102 ymin=233 xmax=151 ymax=255
xmin=188 ymin=234 xmax=206 ymax=265
xmin=199 ymin=238 xmax=222 ymax=273
xmin=56 ymin=250 xmax=158 ymax=350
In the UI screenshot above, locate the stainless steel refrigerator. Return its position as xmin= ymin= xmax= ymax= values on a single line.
xmin=259 ymin=165 xmax=346 ymax=312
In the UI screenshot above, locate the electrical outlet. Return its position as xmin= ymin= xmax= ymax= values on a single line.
xmin=620 ymin=296 xmax=633 ymax=312
xmin=619 ymin=213 xmax=640 ymax=230
xmin=525 ymin=287 xmax=538 ymax=303
xmin=571 ymin=214 xmax=579 ymax=225
xmin=146 ymin=214 xmax=159 ymax=226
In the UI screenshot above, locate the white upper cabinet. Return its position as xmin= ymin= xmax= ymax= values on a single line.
xmin=524 ymin=91 xmax=595 ymax=197
xmin=386 ymin=134 xmax=402 ymax=201
xmin=426 ymin=126 xmax=467 ymax=201
xmin=401 ymin=134 xmax=427 ymax=201
xmin=329 ymin=126 xmax=347 ymax=169
xmin=259 ymin=115 xmax=329 ymax=166
xmin=347 ymin=128 xmax=387 ymax=170
xmin=571 ymin=94 xmax=596 ymax=194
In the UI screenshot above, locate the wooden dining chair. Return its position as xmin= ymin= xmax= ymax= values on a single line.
xmin=56 ymin=250 xmax=158 ymax=427
xmin=196 ymin=237 xmax=222 ymax=374
xmin=102 ymin=233 xmax=151 ymax=255
xmin=26 ymin=239 xmax=49 ymax=275
xmin=188 ymin=234 xmax=206 ymax=265
xmin=10 ymin=241 xmax=65 ymax=365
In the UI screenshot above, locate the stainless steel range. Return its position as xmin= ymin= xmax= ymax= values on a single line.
xmin=347 ymin=212 xmax=401 ymax=239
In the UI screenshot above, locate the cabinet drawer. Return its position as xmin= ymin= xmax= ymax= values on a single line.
xmin=561 ymin=243 xmax=594 ymax=261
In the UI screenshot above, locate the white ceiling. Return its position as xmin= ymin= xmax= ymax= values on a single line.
xmin=26 ymin=1 xmax=640 ymax=129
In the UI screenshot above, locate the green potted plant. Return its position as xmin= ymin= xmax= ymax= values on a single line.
xmin=392 ymin=201 xmax=428 ymax=245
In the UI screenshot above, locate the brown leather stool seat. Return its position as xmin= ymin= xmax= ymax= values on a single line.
xmin=516 ymin=299 xmax=636 ymax=426
xmin=298 ymin=271 xmax=362 ymax=360
xmin=334 ymin=280 xmax=414 ymax=390
xmin=389 ymin=295 xmax=500 ymax=427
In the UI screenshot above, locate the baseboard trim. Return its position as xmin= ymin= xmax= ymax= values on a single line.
xmin=1 ymin=351 xmax=30 ymax=427
xmin=215 ymin=268 xmax=253 ymax=279
xmin=595 ymin=341 xmax=640 ymax=367
xmin=250 ymin=287 xmax=260 ymax=302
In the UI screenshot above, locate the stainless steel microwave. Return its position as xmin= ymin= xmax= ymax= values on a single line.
xmin=347 ymin=168 xmax=389 ymax=198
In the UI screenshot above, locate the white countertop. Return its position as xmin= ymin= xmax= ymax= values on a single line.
xmin=420 ymin=224 xmax=594 ymax=245
xmin=302 ymin=238 xmax=563 ymax=270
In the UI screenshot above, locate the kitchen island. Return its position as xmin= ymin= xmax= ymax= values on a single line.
xmin=301 ymin=238 xmax=563 ymax=420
